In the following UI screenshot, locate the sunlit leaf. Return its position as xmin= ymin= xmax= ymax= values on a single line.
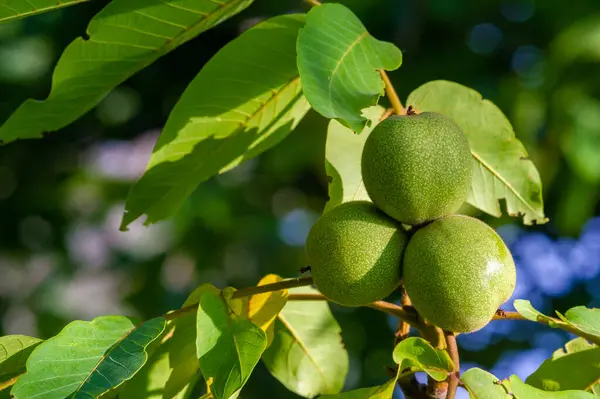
xmin=297 ymin=3 xmax=402 ymax=132
xmin=392 ymin=337 xmax=454 ymax=382
xmin=319 ymin=371 xmax=398 ymax=399
xmin=12 ymin=316 xmax=166 ymax=399
xmin=121 ymin=13 xmax=309 ymax=229
xmin=527 ymin=338 xmax=600 ymax=392
xmin=324 ymin=106 xmax=386 ymax=212
xmin=407 ymin=80 xmax=547 ymax=225
xmin=506 ymin=375 xmax=597 ymax=398
xmin=0 ymin=0 xmax=254 ymax=143
xmin=461 ymin=368 xmax=510 ymax=399
xmin=556 ymin=307 xmax=600 ymax=339
xmin=0 ymin=335 xmax=41 ymax=385
xmin=165 ymin=284 xmax=215 ymax=399
xmin=514 ymin=299 xmax=558 ymax=325
xmin=238 ymin=274 xmax=289 ymax=345
xmin=0 ymin=0 xmax=89 ymax=23
xmin=196 ymin=287 xmax=267 ymax=399
xmin=262 ymin=286 xmax=348 ymax=398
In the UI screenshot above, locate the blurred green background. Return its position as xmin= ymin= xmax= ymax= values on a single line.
xmin=1 ymin=0 xmax=600 ymax=397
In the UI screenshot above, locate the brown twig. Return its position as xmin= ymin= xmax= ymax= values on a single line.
xmin=379 ymin=70 xmax=405 ymax=115
xmin=444 ymin=331 xmax=460 ymax=399
xmin=395 ymin=284 xmax=412 ymax=346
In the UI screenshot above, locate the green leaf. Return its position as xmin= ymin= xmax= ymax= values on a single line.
xmin=319 ymin=373 xmax=397 ymax=399
xmin=461 ymin=368 xmax=510 ymax=399
xmin=120 ymin=344 xmax=194 ymax=399
xmin=0 ymin=0 xmax=254 ymax=143
xmin=557 ymin=307 xmax=600 ymax=339
xmin=297 ymin=3 xmax=402 ymax=132
xmin=262 ymin=287 xmax=348 ymax=398
xmin=506 ymin=375 xmax=597 ymax=398
xmin=121 ymin=13 xmax=310 ymax=229
xmin=553 ymin=338 xmax=596 ymax=358
xmin=526 ymin=339 xmax=600 ymax=391
xmin=0 ymin=335 xmax=41 ymax=383
xmin=324 ymin=106 xmax=386 ymax=212
xmin=0 ymin=0 xmax=89 ymax=23
xmin=392 ymin=337 xmax=454 ymax=382
xmin=12 ymin=316 xmax=166 ymax=399
xmin=196 ymin=287 xmax=267 ymax=399
xmin=551 ymin=14 xmax=600 ymax=65
xmin=165 ymin=284 xmax=215 ymax=398
xmin=514 ymin=299 xmax=558 ymax=325
xmin=406 ymin=80 xmax=547 ymax=225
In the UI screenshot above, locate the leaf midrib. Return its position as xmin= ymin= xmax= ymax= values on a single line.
xmin=0 ymin=0 xmax=90 ymax=23
xmin=144 ymin=75 xmax=302 ymax=221
xmin=471 ymin=151 xmax=544 ymax=218
xmin=277 ymin=312 xmax=332 ymax=392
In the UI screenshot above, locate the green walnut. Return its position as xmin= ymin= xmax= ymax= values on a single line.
xmin=306 ymin=201 xmax=408 ymax=306
xmin=361 ymin=112 xmax=472 ymax=226
xmin=403 ymin=215 xmax=516 ymax=333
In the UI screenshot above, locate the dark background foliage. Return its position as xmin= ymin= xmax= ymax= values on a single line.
xmin=1 ymin=0 xmax=599 ymax=397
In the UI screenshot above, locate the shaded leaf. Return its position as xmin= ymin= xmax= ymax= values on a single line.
xmin=0 ymin=0 xmax=254 ymax=143
xmin=324 ymin=106 xmax=385 ymax=212
xmin=406 ymin=80 xmax=547 ymax=225
xmin=297 ymin=3 xmax=402 ymax=132
xmin=506 ymin=375 xmax=597 ymax=398
xmin=262 ymin=286 xmax=348 ymax=398
xmin=0 ymin=0 xmax=88 ymax=23
xmin=526 ymin=340 xmax=600 ymax=391
xmin=461 ymin=368 xmax=510 ymax=399
xmin=121 ymin=13 xmax=309 ymax=228
xmin=392 ymin=337 xmax=454 ymax=382
xmin=120 ymin=344 xmax=194 ymax=399
xmin=165 ymin=284 xmax=215 ymax=398
xmin=0 ymin=335 xmax=41 ymax=383
xmin=196 ymin=287 xmax=267 ymax=399
xmin=12 ymin=316 xmax=166 ymax=399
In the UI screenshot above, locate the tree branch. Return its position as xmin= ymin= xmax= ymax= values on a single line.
xmin=231 ymin=277 xmax=313 ymax=298
xmin=395 ymin=284 xmax=412 ymax=346
xmin=379 ymin=70 xmax=405 ymax=115
xmin=494 ymin=310 xmax=600 ymax=345
xmin=444 ymin=331 xmax=460 ymax=399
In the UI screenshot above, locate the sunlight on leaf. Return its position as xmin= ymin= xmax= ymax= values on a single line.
xmin=407 ymin=80 xmax=547 ymax=225
xmin=514 ymin=300 xmax=558 ymax=326
xmin=461 ymin=368 xmax=510 ymax=399
xmin=122 ymin=13 xmax=310 ymax=229
xmin=556 ymin=307 xmax=600 ymax=339
xmin=392 ymin=337 xmax=454 ymax=382
xmin=262 ymin=286 xmax=348 ymax=398
xmin=196 ymin=288 xmax=267 ymax=399
xmin=0 ymin=0 xmax=254 ymax=142
xmin=12 ymin=316 xmax=166 ymax=399
xmin=319 ymin=370 xmax=398 ymax=399
xmin=297 ymin=3 xmax=402 ymax=132
xmin=0 ymin=0 xmax=88 ymax=23
xmin=0 ymin=335 xmax=41 ymax=385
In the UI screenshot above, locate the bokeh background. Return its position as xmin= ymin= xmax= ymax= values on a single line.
xmin=1 ymin=0 xmax=600 ymax=397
